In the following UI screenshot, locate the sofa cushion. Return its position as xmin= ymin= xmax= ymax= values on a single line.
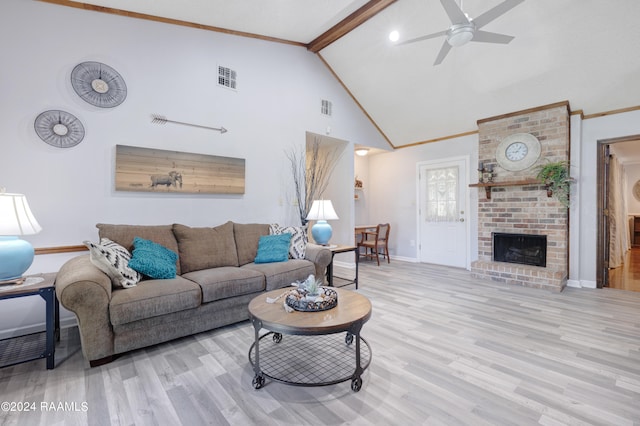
xmin=96 ymin=224 xmax=181 ymax=275
xmin=84 ymin=238 xmax=141 ymax=288
xmin=182 ymin=267 xmax=265 ymax=303
xmin=129 ymin=237 xmax=178 ymax=279
xmin=254 ymin=233 xmax=291 ymax=264
xmin=173 ymin=222 xmax=239 ymax=273
xmin=270 ymin=223 xmax=308 ymax=259
xmin=109 ymin=276 xmax=201 ymax=326
xmin=233 ymin=223 xmax=270 ymax=266
xmin=242 ymin=259 xmax=315 ymax=291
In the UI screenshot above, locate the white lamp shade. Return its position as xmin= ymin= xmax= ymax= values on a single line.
xmin=0 ymin=193 xmax=42 ymax=235
xmin=306 ymin=200 xmax=339 ymax=221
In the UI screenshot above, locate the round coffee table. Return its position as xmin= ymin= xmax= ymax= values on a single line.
xmin=248 ymin=287 xmax=372 ymax=392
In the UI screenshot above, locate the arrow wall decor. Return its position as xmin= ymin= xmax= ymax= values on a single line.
xmin=151 ymin=114 xmax=227 ymax=134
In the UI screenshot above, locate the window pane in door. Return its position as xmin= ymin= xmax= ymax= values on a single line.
xmin=425 ymin=166 xmax=458 ymax=222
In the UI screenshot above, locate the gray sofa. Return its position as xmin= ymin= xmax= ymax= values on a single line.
xmin=55 ymin=221 xmax=331 ymax=367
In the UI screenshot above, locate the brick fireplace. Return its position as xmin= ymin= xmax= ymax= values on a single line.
xmin=470 ymin=102 xmax=569 ymax=292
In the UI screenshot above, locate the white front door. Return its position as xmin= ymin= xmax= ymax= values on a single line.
xmin=418 ymin=157 xmax=469 ymax=268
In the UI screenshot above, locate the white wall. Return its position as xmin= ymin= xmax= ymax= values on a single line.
xmin=572 ymin=109 xmax=640 ymax=287
xmin=0 ymin=0 xmax=386 ymax=337
xmin=364 ymin=133 xmax=479 ymax=262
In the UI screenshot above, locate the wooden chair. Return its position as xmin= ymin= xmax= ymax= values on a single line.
xmin=357 ymin=223 xmax=390 ymax=266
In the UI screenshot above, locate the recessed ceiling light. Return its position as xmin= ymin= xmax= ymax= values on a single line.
xmin=389 ymin=30 xmax=399 ymax=42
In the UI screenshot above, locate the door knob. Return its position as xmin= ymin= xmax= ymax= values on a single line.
xmin=459 ymin=218 xmax=465 ymax=222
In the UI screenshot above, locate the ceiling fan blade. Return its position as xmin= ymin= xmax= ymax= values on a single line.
xmin=433 ymin=40 xmax=452 ymax=65
xmin=471 ymin=30 xmax=514 ymax=44
xmin=397 ymin=30 xmax=447 ymax=46
xmin=473 ymin=0 xmax=525 ymax=29
xmin=440 ymin=0 xmax=469 ymax=25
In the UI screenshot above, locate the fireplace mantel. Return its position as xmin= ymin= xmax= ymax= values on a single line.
xmin=469 ymin=178 xmax=547 ymax=199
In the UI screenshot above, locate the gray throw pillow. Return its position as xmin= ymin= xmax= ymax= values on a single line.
xmin=173 ymin=222 xmax=239 ymax=273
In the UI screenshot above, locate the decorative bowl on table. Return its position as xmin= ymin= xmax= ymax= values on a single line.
xmin=285 ymin=286 xmax=338 ymax=312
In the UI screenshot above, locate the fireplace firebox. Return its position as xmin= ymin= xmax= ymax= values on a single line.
xmin=493 ymin=233 xmax=547 ymax=267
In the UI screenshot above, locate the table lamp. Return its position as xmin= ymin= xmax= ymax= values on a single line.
xmin=0 ymin=190 xmax=42 ymax=282
xmin=306 ymin=200 xmax=339 ymax=246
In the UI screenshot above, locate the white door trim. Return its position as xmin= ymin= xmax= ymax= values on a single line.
xmin=416 ymin=155 xmax=471 ymax=270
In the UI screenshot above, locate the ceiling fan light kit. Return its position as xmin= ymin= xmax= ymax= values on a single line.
xmin=447 ymin=24 xmax=475 ymax=46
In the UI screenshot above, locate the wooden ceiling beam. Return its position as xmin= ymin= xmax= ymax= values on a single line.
xmin=307 ymin=0 xmax=398 ymax=53
xmin=37 ymin=0 xmax=306 ymax=47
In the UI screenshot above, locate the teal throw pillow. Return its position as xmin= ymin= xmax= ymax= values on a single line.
xmin=254 ymin=233 xmax=292 ymax=264
xmin=129 ymin=237 xmax=178 ymax=279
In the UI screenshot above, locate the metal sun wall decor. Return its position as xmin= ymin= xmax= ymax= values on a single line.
xmin=34 ymin=110 xmax=85 ymax=148
xmin=115 ymin=145 xmax=245 ymax=194
xmin=151 ymin=114 xmax=227 ymax=134
xmin=71 ymin=61 xmax=127 ymax=108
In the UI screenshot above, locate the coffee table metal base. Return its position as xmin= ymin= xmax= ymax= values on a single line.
xmin=249 ymin=331 xmax=371 ymax=392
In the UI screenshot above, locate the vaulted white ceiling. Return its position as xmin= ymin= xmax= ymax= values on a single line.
xmin=56 ymin=0 xmax=640 ymax=148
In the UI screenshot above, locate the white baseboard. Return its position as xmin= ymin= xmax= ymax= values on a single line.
xmin=334 ymin=255 xmax=418 ymax=269
xmin=566 ymin=279 xmax=597 ymax=289
xmin=0 ymin=317 xmax=77 ymax=340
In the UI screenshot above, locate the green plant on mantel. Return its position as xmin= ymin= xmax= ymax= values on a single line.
xmin=535 ymin=160 xmax=573 ymax=208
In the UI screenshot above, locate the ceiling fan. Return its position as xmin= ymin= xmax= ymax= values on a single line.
xmin=398 ymin=0 xmax=525 ymax=65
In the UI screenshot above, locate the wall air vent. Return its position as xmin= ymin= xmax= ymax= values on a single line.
xmin=321 ymin=99 xmax=332 ymax=116
xmin=218 ymin=66 xmax=237 ymax=90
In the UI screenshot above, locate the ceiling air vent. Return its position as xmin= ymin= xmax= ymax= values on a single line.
xmin=218 ymin=66 xmax=237 ymax=90
xmin=321 ymin=99 xmax=332 ymax=116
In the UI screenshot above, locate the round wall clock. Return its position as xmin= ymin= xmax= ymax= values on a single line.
xmin=71 ymin=61 xmax=127 ymax=108
xmin=633 ymin=180 xmax=640 ymax=201
xmin=495 ymin=133 xmax=541 ymax=171
xmin=34 ymin=110 xmax=85 ymax=148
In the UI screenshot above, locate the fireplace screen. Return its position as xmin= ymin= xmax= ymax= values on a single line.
xmin=493 ymin=233 xmax=547 ymax=267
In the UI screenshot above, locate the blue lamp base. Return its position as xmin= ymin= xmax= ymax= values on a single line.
xmin=0 ymin=236 xmax=35 ymax=281
xmin=311 ymin=220 xmax=333 ymax=246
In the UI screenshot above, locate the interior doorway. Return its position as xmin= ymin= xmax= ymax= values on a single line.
xmin=597 ymin=135 xmax=640 ymax=291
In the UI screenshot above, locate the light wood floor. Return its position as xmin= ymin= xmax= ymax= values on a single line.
xmin=2 ymin=261 xmax=640 ymax=425
xmin=608 ymin=248 xmax=640 ymax=292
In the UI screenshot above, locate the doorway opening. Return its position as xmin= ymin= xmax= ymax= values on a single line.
xmin=596 ymin=135 xmax=640 ymax=291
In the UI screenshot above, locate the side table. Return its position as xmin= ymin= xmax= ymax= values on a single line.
xmin=326 ymin=245 xmax=359 ymax=289
xmin=0 ymin=272 xmax=59 ymax=370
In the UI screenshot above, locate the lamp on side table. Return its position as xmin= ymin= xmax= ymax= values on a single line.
xmin=0 ymin=189 xmax=42 ymax=284
xmin=306 ymin=199 xmax=339 ymax=246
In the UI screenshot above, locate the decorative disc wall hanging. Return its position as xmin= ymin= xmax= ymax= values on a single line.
xmin=71 ymin=61 xmax=127 ymax=108
xmin=34 ymin=110 xmax=85 ymax=148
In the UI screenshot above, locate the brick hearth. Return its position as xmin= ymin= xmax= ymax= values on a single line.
xmin=471 ymin=102 xmax=570 ymax=292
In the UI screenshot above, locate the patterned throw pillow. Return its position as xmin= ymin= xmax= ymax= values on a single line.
xmin=84 ymin=238 xmax=141 ymax=288
xmin=129 ymin=237 xmax=179 ymax=279
xmin=269 ymin=224 xmax=308 ymax=259
xmin=254 ymin=233 xmax=292 ymax=264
